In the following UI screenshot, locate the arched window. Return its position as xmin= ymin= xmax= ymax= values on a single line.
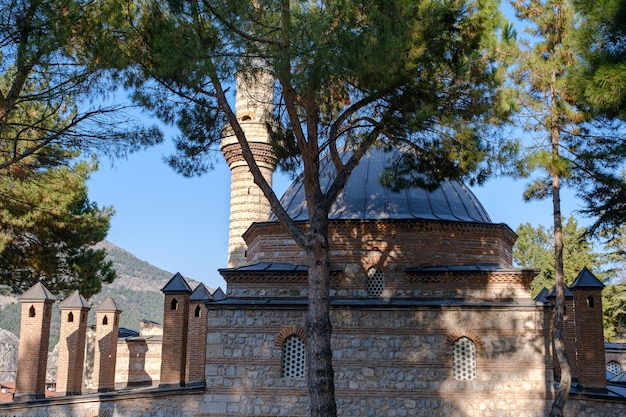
xmin=67 ymin=312 xmax=74 ymax=323
xmin=366 ymin=267 xmax=385 ymax=297
xmin=171 ymin=298 xmax=178 ymax=310
xmin=281 ymin=335 xmax=306 ymax=377
xmin=28 ymin=305 xmax=36 ymax=318
xmin=194 ymin=305 xmax=202 ymax=318
xmin=586 ymin=295 xmax=595 ymax=308
xmin=607 ymin=360 xmax=622 ymax=375
xmin=102 ymin=315 xmax=108 ymax=326
xmin=453 ymin=337 xmax=476 ymax=380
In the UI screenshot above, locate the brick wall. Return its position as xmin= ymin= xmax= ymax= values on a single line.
xmin=243 ymin=220 xmax=516 ymax=270
xmin=56 ymin=308 xmax=89 ymax=396
xmin=159 ymin=293 xmax=189 ymax=387
xmin=14 ymin=301 xmax=53 ymax=400
xmin=186 ymin=301 xmax=208 ymax=385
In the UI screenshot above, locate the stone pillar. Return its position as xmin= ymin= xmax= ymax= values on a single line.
xmin=14 ymin=282 xmax=56 ymax=401
xmin=56 ymin=290 xmax=90 ymax=396
xmin=185 ymin=284 xmax=211 ymax=386
xmin=159 ymin=272 xmax=192 ymax=388
xmin=92 ymin=297 xmax=121 ymax=392
xmin=221 ymin=69 xmax=276 ymax=268
xmin=571 ymin=267 xmax=607 ymax=392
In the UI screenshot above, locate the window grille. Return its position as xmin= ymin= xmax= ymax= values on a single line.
xmin=453 ymin=337 xmax=476 ymax=380
xmin=607 ymin=360 xmax=622 ymax=374
xmin=366 ymin=267 xmax=385 ymax=297
xmin=281 ymin=335 xmax=306 ymax=377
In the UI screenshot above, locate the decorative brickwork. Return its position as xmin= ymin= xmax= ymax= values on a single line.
xmin=243 ymin=219 xmax=516 ymax=268
xmin=275 ymin=326 xmax=307 ymax=347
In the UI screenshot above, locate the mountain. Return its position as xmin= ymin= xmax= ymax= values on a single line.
xmin=0 ymin=241 xmax=202 ymax=349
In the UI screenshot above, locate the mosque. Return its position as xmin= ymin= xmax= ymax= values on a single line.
xmin=1 ymin=74 xmax=626 ymax=417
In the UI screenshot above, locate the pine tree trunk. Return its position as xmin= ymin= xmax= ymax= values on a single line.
xmin=549 ymin=71 xmax=571 ymax=417
xmin=306 ymin=209 xmax=337 ymax=417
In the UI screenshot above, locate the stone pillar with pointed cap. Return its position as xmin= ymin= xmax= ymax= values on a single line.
xmin=185 ymin=283 xmax=212 ymax=386
xmin=14 ymin=282 xmax=56 ymax=401
xmin=56 ymin=290 xmax=90 ymax=396
xmin=92 ymin=297 xmax=122 ymax=393
xmin=571 ymin=267 xmax=607 ymax=392
xmin=221 ymin=69 xmax=277 ymax=268
xmin=159 ymin=272 xmax=192 ymax=388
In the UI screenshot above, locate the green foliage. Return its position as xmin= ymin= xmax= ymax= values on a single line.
xmin=118 ymin=0 xmax=517 ymax=184
xmin=513 ymin=217 xmax=609 ymax=296
xmin=0 ymin=159 xmax=115 ymax=299
xmin=116 ymin=2 xmax=517 ymax=415
xmin=572 ymin=0 xmax=626 ymax=119
xmin=0 ymin=0 xmax=166 ymax=298
xmin=602 ymin=283 xmax=626 ymax=341
xmin=512 ymin=217 xmax=626 ymax=341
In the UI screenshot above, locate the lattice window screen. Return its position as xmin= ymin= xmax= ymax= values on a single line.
xmin=366 ymin=267 xmax=385 ymax=297
xmin=453 ymin=337 xmax=476 ymax=380
xmin=282 ymin=335 xmax=306 ymax=377
xmin=607 ymin=360 xmax=622 ymax=375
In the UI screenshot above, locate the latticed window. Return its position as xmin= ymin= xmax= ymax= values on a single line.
xmin=281 ymin=335 xmax=306 ymax=377
xmin=607 ymin=360 xmax=622 ymax=374
xmin=366 ymin=267 xmax=385 ymax=297
xmin=453 ymin=337 xmax=476 ymax=380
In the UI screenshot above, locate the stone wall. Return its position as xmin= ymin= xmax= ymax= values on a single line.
xmin=203 ymin=302 xmax=553 ymax=417
xmin=0 ymin=386 xmax=203 ymax=417
xmin=113 ymin=337 xmax=162 ymax=387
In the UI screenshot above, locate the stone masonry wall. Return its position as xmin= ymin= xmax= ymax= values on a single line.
xmin=203 ymin=303 xmax=553 ymax=417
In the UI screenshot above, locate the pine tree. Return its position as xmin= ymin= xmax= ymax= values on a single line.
xmin=115 ymin=1 xmax=516 ymax=415
xmin=510 ymin=0 xmax=582 ymax=413
xmin=0 ymin=0 xmax=162 ymax=297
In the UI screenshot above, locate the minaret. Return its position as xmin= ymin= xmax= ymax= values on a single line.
xmin=221 ymin=69 xmax=276 ymax=268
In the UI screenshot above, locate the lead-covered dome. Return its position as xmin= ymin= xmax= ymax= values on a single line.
xmin=271 ymin=147 xmax=492 ymax=223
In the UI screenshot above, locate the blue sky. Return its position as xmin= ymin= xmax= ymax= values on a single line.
xmin=88 ymin=134 xmax=583 ymax=292
xmin=86 ymin=3 xmax=582 ymax=292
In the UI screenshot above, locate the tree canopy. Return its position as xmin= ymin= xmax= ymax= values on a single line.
xmin=116 ymin=0 xmax=516 ymax=415
xmin=512 ymin=218 xmax=626 ymax=340
xmin=0 ymin=0 xmax=162 ymax=298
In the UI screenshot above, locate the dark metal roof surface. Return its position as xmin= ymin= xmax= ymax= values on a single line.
xmin=96 ymin=297 xmax=122 ymax=312
xmin=161 ymin=272 xmax=192 ymax=294
xmin=211 ymin=287 xmax=227 ymax=301
xmin=269 ymin=148 xmax=492 ymax=223
xmin=219 ymin=261 xmax=308 ymax=274
xmin=59 ymin=290 xmax=90 ymax=309
xmin=19 ymin=282 xmax=56 ymax=302
xmin=571 ymin=266 xmax=605 ymax=289
xmin=190 ymin=283 xmax=213 ymax=301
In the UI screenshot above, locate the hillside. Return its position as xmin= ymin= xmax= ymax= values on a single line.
xmin=0 ymin=241 xmax=202 ymax=348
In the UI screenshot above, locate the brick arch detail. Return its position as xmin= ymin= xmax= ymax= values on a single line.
xmin=275 ymin=326 xmax=307 ymax=347
xmin=446 ymin=329 xmax=484 ymax=348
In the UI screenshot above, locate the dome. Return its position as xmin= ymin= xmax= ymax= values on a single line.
xmin=271 ymin=147 xmax=492 ymax=223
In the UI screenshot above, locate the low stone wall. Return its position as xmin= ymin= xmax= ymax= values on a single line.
xmin=0 ymin=385 xmax=203 ymax=417
xmin=566 ymin=394 xmax=626 ymax=417
xmin=113 ymin=336 xmax=162 ymax=387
